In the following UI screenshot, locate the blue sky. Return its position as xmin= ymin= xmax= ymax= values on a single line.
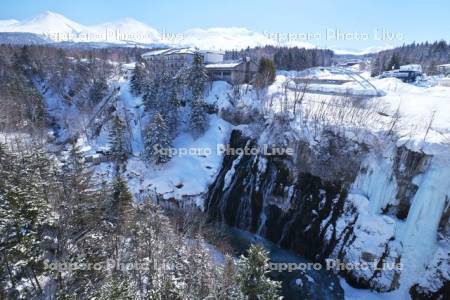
xmin=1 ymin=0 xmax=449 ymax=50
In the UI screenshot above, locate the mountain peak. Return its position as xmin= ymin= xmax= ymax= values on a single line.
xmin=18 ymin=11 xmax=85 ymax=33
xmin=32 ymin=11 xmax=71 ymax=22
xmin=42 ymin=10 xmax=62 ymax=16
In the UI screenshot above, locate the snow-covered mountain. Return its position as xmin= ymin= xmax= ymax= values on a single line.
xmin=332 ymin=45 xmax=396 ymax=55
xmin=2 ymin=11 xmax=403 ymax=52
xmin=0 ymin=11 xmax=161 ymax=44
xmin=0 ymin=11 xmax=316 ymax=50
xmin=0 ymin=32 xmax=50 ymax=45
xmin=0 ymin=11 xmax=86 ymax=35
xmin=171 ymin=27 xmax=315 ymax=50
xmin=172 ymin=27 xmax=275 ymax=50
xmin=87 ymin=18 xmax=161 ymax=44
xmin=0 ymin=19 xmax=20 ymax=27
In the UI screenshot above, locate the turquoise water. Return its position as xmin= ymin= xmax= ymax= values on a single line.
xmin=223 ymin=226 xmax=344 ymax=300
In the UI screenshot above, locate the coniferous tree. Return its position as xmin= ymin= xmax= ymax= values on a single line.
xmin=216 ymin=254 xmax=244 ymax=299
xmin=142 ymin=77 xmax=159 ymax=112
xmin=255 ymin=57 xmax=276 ymax=90
xmin=53 ymin=141 xmax=106 ymax=298
xmin=97 ymin=273 xmax=135 ymax=300
xmin=109 ymin=114 xmax=129 ymax=165
xmin=0 ymin=143 xmax=54 ymax=298
xmin=387 ymin=53 xmax=401 ymax=70
xmin=190 ymin=98 xmax=208 ymax=138
xmin=371 ymin=57 xmax=382 ymax=77
xmin=128 ymin=200 xmax=180 ymax=298
xmin=165 ymin=88 xmax=181 ymax=136
xmin=89 ymin=76 xmax=108 ymax=104
xmin=144 ymin=112 xmax=172 ymax=164
xmin=225 ymin=46 xmax=334 ymax=71
xmin=157 ymin=70 xmax=172 ymax=101
xmin=371 ymin=41 xmax=450 ymax=75
xmin=237 ymin=244 xmax=281 ymax=300
xmin=188 ymin=53 xmax=208 ymax=100
xmin=110 ymin=176 xmax=134 ymax=231
xmin=60 ymin=141 xmax=100 ymax=228
xmin=130 ymin=62 xmax=145 ymax=96
xmin=183 ymin=237 xmax=216 ymax=298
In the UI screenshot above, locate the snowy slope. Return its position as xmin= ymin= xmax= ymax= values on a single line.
xmin=0 ymin=11 xmax=87 ymax=35
xmin=87 ymin=18 xmax=161 ymax=44
xmin=173 ymin=27 xmax=274 ymax=50
xmin=368 ymin=78 xmax=450 ymax=159
xmin=0 ymin=19 xmax=20 ymax=27
xmin=173 ymin=27 xmax=315 ymax=50
xmin=125 ymin=115 xmax=231 ymax=206
xmin=332 ymin=45 xmax=395 ymax=55
xmin=59 ymin=74 xmax=234 ymax=208
xmin=0 ymin=11 xmax=160 ymax=44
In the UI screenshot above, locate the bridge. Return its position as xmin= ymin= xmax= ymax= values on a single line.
xmin=286 ymin=66 xmax=384 ymax=98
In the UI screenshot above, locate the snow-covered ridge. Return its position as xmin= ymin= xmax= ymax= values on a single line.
xmin=0 ymin=11 xmax=317 ymax=50
xmin=332 ymin=45 xmax=396 ymax=55
xmin=0 ymin=11 xmax=161 ymax=44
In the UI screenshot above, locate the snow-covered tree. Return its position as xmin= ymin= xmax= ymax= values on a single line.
xmin=254 ymin=57 xmax=276 ymax=92
xmin=109 ymin=114 xmax=129 ymax=165
xmin=60 ymin=141 xmax=101 ymax=228
xmin=130 ymin=62 xmax=146 ymax=96
xmin=237 ymin=244 xmax=282 ymax=300
xmin=52 ymin=141 xmax=107 ymax=298
xmin=97 ymin=273 xmax=135 ymax=300
xmin=182 ymin=237 xmax=216 ymax=298
xmin=387 ymin=53 xmax=401 ymax=71
xmin=128 ymin=201 xmax=183 ymax=299
xmin=157 ymin=71 xmax=172 ymax=100
xmin=144 ymin=112 xmax=172 ymax=164
xmin=215 ymin=254 xmax=244 ymax=299
xmin=89 ymin=77 xmax=108 ymax=104
xmin=190 ymin=97 xmax=208 ymax=138
xmin=142 ymin=77 xmax=159 ymax=112
xmin=164 ymin=88 xmax=181 ymax=136
xmin=187 ymin=53 xmax=208 ymax=100
xmin=0 ymin=143 xmax=54 ymax=298
xmin=110 ymin=176 xmax=134 ymax=232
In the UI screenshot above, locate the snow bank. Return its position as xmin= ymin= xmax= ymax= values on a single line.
xmin=373 ymin=78 xmax=450 ymax=150
xmin=125 ymin=115 xmax=232 ymax=207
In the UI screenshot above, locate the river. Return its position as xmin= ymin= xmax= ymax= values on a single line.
xmin=221 ymin=226 xmax=345 ymax=300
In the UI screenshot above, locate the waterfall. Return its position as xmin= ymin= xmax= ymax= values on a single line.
xmin=350 ymin=150 xmax=398 ymax=214
xmin=205 ymin=128 xmax=449 ymax=297
xmin=399 ymin=157 xmax=450 ymax=286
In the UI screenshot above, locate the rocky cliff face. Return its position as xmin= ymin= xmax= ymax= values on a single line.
xmin=206 ymin=128 xmax=449 ymax=299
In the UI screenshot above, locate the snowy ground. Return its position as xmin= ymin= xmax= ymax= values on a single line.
xmin=124 ymin=115 xmax=231 ymax=207
xmin=373 ymin=78 xmax=450 ymax=151
xmin=268 ymin=72 xmax=450 ymax=149
xmin=340 ymin=278 xmax=411 ymax=300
